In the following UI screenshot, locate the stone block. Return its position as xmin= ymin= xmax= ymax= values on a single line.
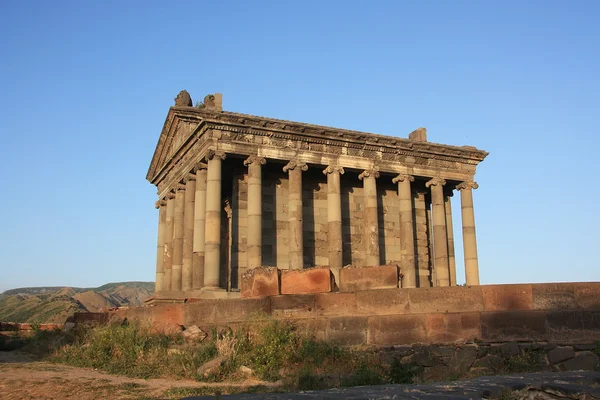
xmin=184 ymin=298 xmax=270 ymax=325
xmin=572 ymin=282 xmax=600 ymax=309
xmin=532 ymin=283 xmax=577 ymax=310
xmin=408 ymin=286 xmax=484 ymax=314
xmin=367 ymin=315 xmax=427 ymax=345
xmin=355 ymin=289 xmax=410 ymax=316
xmin=482 ymin=284 xmax=533 ymax=311
xmin=281 ymin=266 xmax=332 ymax=294
xmin=314 ymin=292 xmax=357 ymax=316
xmin=294 ymin=318 xmax=328 ymax=341
xmin=547 ymin=346 xmax=575 ymax=364
xmin=240 ymin=267 xmax=280 ymax=298
xmin=480 ymin=310 xmax=548 ymax=342
xmin=561 ymin=351 xmax=598 ymax=371
xmin=547 ymin=310 xmax=600 ymax=342
xmin=339 ymin=265 xmax=399 ymax=292
xmin=152 ymin=303 xmax=184 ymax=329
xmin=425 ymin=312 xmax=481 ymax=344
xmin=328 ymin=316 xmax=368 ymax=345
xmin=270 ymin=294 xmax=315 ymax=318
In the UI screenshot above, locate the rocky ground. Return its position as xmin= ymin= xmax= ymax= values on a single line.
xmin=2 ymin=350 xmax=599 ymax=400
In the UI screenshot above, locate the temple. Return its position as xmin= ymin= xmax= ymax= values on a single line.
xmin=147 ymin=91 xmax=488 ymax=299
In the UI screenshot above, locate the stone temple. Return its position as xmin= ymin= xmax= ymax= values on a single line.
xmin=147 ymin=90 xmax=488 ymax=299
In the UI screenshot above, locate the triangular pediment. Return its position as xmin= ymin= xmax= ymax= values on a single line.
xmin=146 ymin=108 xmax=202 ymax=183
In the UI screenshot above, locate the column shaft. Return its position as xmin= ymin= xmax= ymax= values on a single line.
xmin=163 ymin=195 xmax=175 ymax=291
xmin=458 ymin=181 xmax=480 ymax=285
xmin=155 ymin=201 xmax=167 ymax=292
xmin=284 ymin=160 xmax=307 ymax=270
xmin=182 ymin=177 xmax=196 ymax=291
xmin=427 ymin=178 xmax=450 ymax=286
xmin=324 ymin=166 xmax=344 ymax=277
xmin=445 ymin=193 xmax=457 ymax=286
xmin=245 ymin=156 xmax=266 ymax=269
xmin=204 ymin=151 xmax=225 ymax=288
xmin=192 ymin=166 xmax=207 ymax=290
xmin=393 ymin=174 xmax=416 ymax=288
xmin=360 ymin=169 xmax=380 ymax=266
xmin=171 ymin=186 xmax=185 ymax=291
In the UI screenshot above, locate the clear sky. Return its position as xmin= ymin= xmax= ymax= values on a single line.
xmin=1 ymin=1 xmax=599 ymax=291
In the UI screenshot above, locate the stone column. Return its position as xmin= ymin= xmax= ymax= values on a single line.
xmin=171 ymin=184 xmax=186 ymax=292
xmin=323 ymin=165 xmax=344 ymax=279
xmin=182 ymin=174 xmax=196 ymax=292
xmin=359 ymin=169 xmax=380 ymax=266
xmin=444 ymin=190 xmax=457 ymax=286
xmin=192 ymin=164 xmax=207 ymax=290
xmin=204 ymin=150 xmax=226 ymax=289
xmin=426 ymin=177 xmax=450 ymax=287
xmin=283 ymin=159 xmax=308 ymax=270
xmin=457 ymin=181 xmax=480 ymax=285
xmin=392 ymin=174 xmax=416 ymax=288
xmin=154 ymin=199 xmax=167 ymax=292
xmin=163 ymin=192 xmax=176 ymax=291
xmin=244 ymin=155 xmax=267 ymax=269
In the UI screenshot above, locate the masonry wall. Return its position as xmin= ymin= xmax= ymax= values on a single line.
xmin=229 ymin=164 xmax=433 ymax=288
xmin=109 ymin=282 xmax=600 ymax=347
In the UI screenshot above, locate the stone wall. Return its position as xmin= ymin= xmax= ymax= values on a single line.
xmin=228 ymin=164 xmax=434 ymax=288
xmin=109 ymin=282 xmax=600 ymax=347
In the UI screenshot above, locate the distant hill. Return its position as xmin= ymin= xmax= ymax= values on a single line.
xmin=0 ymin=282 xmax=154 ymax=324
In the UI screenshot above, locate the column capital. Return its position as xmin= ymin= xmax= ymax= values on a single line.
xmin=358 ymin=168 xmax=380 ymax=180
xmin=425 ymin=177 xmax=447 ymax=188
xmin=155 ymin=199 xmax=167 ymax=209
xmin=283 ymin=159 xmax=308 ymax=172
xmin=392 ymin=174 xmax=414 ymax=184
xmin=456 ymin=181 xmax=479 ymax=191
xmin=243 ymin=155 xmax=267 ymax=167
xmin=322 ymin=165 xmax=345 ymax=175
xmin=183 ymin=173 xmax=196 ymax=182
xmin=176 ymin=183 xmax=186 ymax=192
xmin=192 ymin=162 xmax=208 ymax=173
xmin=207 ymin=149 xmax=226 ymax=161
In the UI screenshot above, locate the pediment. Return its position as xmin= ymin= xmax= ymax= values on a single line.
xmin=146 ymin=108 xmax=202 ymax=184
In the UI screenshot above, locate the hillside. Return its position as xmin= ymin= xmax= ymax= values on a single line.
xmin=0 ymin=282 xmax=154 ymax=324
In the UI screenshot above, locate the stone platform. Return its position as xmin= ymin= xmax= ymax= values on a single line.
xmin=104 ymin=282 xmax=600 ymax=346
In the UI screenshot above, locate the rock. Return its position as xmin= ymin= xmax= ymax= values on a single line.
xmin=182 ymin=325 xmax=207 ymax=342
xmin=561 ymin=351 xmax=598 ymax=371
xmin=239 ymin=365 xmax=254 ymax=376
xmin=449 ymin=346 xmax=478 ymax=371
xmin=499 ymin=342 xmax=520 ymax=356
xmin=477 ymin=346 xmax=489 ymax=358
xmin=61 ymin=322 xmax=75 ymax=333
xmin=198 ymin=356 xmax=226 ymax=377
xmin=430 ymin=345 xmax=455 ymax=357
xmin=413 ymin=351 xmax=435 ymax=367
xmin=547 ymin=346 xmax=575 ymax=364
xmin=473 ymin=354 xmax=503 ymax=370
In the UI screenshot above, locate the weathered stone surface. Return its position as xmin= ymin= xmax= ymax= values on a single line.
xmin=314 ymin=292 xmax=357 ymax=316
xmin=449 ymin=346 xmax=478 ymax=371
xmin=561 ymin=351 xmax=598 ymax=371
xmin=481 ymin=310 xmax=547 ymax=342
xmin=367 ymin=315 xmax=427 ymax=345
xmin=547 ymin=346 xmax=575 ymax=364
xmin=425 ymin=312 xmax=481 ymax=343
xmin=240 ymin=267 xmax=280 ymax=298
xmin=532 ymin=283 xmax=576 ymax=310
xmin=339 ymin=265 xmax=398 ymax=292
xmin=499 ymin=342 xmax=520 ymax=357
xmin=281 ymin=267 xmax=332 ymax=294
xmin=181 ymin=325 xmax=208 ymax=342
xmin=482 ymin=284 xmax=533 ymax=311
xmin=184 ymin=298 xmax=270 ymax=325
xmin=270 ymin=294 xmax=315 ymax=318
xmin=547 ymin=310 xmax=600 ymax=342
xmin=408 ymin=286 xmax=483 ymax=314
xmin=327 ymin=316 xmax=368 ymax=346
xmin=355 ymin=289 xmax=409 ymax=316
xmin=572 ymin=282 xmax=600 ymax=309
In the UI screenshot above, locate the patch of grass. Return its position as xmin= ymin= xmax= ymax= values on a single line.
xmin=341 ymin=361 xmax=387 ymax=387
xmin=503 ymin=350 xmax=539 ymax=373
xmin=387 ymin=358 xmax=423 ymax=384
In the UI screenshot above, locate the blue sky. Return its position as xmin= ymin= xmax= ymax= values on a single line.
xmin=1 ymin=1 xmax=598 ymax=291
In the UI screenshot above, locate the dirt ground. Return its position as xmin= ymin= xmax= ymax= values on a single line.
xmin=0 ymin=351 xmax=279 ymax=400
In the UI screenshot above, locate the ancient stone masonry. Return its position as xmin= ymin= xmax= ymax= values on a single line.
xmin=147 ymin=91 xmax=488 ymax=298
